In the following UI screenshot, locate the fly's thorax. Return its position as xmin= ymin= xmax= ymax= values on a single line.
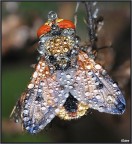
xmin=38 ymin=31 xmax=80 ymax=70
xmin=46 ymin=36 xmax=74 ymax=56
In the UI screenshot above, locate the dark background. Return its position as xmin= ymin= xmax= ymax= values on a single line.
xmin=2 ymin=2 xmax=131 ymax=143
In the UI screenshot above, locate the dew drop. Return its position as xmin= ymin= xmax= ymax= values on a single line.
xmin=23 ymin=110 xmax=28 ymax=115
xmin=23 ymin=117 xmax=29 ymax=121
xmin=48 ymin=11 xmax=58 ymax=20
xmin=96 ymin=94 xmax=101 ymax=99
xmin=55 ymin=108 xmax=60 ymax=113
xmin=66 ymin=74 xmax=71 ymax=79
xmin=106 ymin=94 xmax=114 ymax=103
xmin=28 ymin=83 xmax=34 ymax=89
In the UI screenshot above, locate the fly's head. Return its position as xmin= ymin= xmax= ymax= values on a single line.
xmin=37 ymin=11 xmax=80 ymax=70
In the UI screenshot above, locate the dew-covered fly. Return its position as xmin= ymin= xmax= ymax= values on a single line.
xmin=10 ymin=6 xmax=126 ymax=134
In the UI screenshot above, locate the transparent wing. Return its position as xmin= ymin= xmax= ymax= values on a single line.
xmin=10 ymin=58 xmax=67 ymax=134
xmin=70 ymin=51 xmax=126 ymax=114
xmin=10 ymin=91 xmax=29 ymax=123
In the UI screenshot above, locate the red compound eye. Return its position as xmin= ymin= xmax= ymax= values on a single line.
xmin=58 ymin=20 xmax=75 ymax=29
xmin=37 ymin=24 xmax=51 ymax=38
xmin=37 ymin=20 xmax=75 ymax=38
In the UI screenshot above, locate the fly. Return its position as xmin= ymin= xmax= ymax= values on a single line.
xmin=10 ymin=2 xmax=126 ymax=134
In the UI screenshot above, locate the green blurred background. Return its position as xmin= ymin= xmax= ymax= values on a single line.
xmin=2 ymin=1 xmax=131 ymax=143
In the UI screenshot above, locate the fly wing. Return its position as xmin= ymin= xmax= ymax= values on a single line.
xmin=70 ymin=51 xmax=126 ymax=115
xmin=10 ymin=58 xmax=67 ymax=134
xmin=10 ymin=92 xmax=27 ymax=123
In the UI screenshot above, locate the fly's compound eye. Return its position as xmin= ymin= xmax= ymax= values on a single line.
xmin=37 ymin=25 xmax=51 ymax=38
xmin=57 ymin=20 xmax=75 ymax=29
xmin=57 ymin=19 xmax=76 ymax=36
